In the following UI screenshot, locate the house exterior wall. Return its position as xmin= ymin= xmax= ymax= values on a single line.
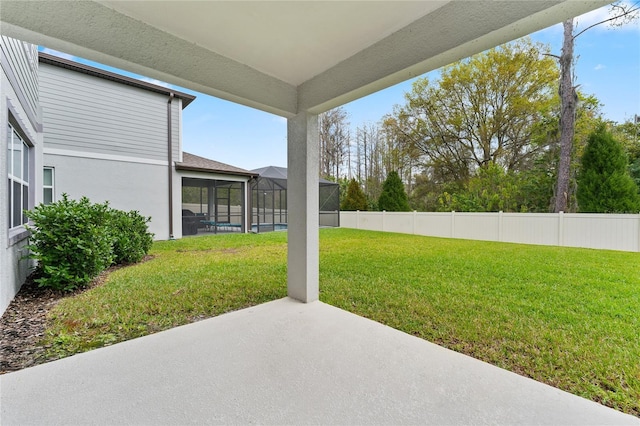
xmin=43 ymin=154 xmax=173 ymax=240
xmin=1 ymin=36 xmax=39 ymax=124
xmin=39 ymin=62 xmax=181 ymax=162
xmin=1 ymin=36 xmax=43 ymax=315
xmin=39 ymin=61 xmax=183 ymax=241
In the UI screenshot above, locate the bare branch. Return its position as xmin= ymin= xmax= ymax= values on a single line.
xmin=574 ymin=2 xmax=640 ymax=39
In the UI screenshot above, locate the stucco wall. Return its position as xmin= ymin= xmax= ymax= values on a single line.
xmin=43 ymin=153 xmax=179 ymax=241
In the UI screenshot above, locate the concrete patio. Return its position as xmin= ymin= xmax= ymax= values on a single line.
xmin=1 ymin=297 xmax=637 ymax=425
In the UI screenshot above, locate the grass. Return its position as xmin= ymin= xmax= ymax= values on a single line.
xmin=43 ymin=233 xmax=287 ymax=355
xmin=41 ymin=228 xmax=639 ymax=416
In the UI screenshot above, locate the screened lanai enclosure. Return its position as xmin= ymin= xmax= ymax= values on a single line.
xmin=181 ymin=178 xmax=246 ymax=235
xmin=251 ymin=166 xmax=340 ymax=233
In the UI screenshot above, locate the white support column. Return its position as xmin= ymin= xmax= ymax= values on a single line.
xmin=287 ymin=112 xmax=319 ymax=303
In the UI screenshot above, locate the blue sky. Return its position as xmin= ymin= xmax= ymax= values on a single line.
xmin=40 ymin=4 xmax=639 ymax=171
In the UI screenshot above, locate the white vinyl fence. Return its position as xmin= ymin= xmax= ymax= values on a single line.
xmin=340 ymin=211 xmax=640 ymax=252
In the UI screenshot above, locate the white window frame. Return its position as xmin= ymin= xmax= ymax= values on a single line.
xmin=43 ymin=166 xmax=55 ymax=205
xmin=7 ymin=122 xmax=30 ymax=229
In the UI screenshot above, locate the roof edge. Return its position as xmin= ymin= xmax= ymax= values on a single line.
xmin=175 ymin=164 xmax=258 ymax=178
xmin=38 ymin=51 xmax=196 ymax=108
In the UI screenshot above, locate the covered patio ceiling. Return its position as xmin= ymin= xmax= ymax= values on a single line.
xmin=1 ymin=1 xmax=609 ymax=117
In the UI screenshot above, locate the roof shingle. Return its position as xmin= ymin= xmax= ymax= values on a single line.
xmin=176 ymin=152 xmax=257 ymax=177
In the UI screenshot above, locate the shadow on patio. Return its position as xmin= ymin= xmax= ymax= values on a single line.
xmin=1 ymin=297 xmax=637 ymax=425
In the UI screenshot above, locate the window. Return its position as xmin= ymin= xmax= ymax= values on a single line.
xmin=43 ymin=167 xmax=54 ymax=205
xmin=7 ymin=123 xmax=29 ymax=228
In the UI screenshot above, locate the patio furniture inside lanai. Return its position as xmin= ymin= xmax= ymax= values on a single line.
xmin=182 ymin=177 xmax=245 ymax=235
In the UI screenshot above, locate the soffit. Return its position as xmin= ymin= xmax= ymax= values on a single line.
xmin=98 ymin=1 xmax=448 ymax=87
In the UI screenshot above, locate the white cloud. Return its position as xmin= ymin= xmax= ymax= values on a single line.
xmin=535 ymin=2 xmax=640 ymax=36
xmin=574 ymin=1 xmax=640 ymax=33
xmin=594 ymin=64 xmax=606 ymax=71
xmin=574 ymin=4 xmax=613 ymax=30
xmin=138 ymin=76 xmax=172 ymax=89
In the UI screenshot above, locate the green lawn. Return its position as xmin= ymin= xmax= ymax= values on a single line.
xmin=42 ymin=228 xmax=640 ymax=415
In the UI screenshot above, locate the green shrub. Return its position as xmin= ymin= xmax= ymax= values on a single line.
xmin=577 ymin=126 xmax=640 ymax=213
xmin=26 ymin=195 xmax=114 ymax=291
xmin=437 ymin=163 xmax=528 ymax=212
xmin=25 ymin=194 xmax=154 ymax=291
xmin=378 ymin=171 xmax=411 ymax=212
xmin=107 ymin=209 xmax=153 ymax=264
xmin=341 ymin=179 xmax=368 ymax=211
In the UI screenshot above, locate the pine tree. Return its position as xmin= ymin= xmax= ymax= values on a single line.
xmin=577 ymin=126 xmax=640 ymax=213
xmin=554 ymin=3 xmax=639 ymax=212
xmin=341 ymin=179 xmax=368 ymax=211
xmin=378 ymin=171 xmax=411 ymax=212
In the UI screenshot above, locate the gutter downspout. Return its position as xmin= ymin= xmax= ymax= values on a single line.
xmin=167 ymin=93 xmax=175 ymax=240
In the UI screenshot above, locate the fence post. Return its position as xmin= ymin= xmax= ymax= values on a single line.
xmin=413 ymin=210 xmax=417 ymax=235
xmin=356 ymin=210 xmax=359 ymax=229
xmin=451 ymin=211 xmax=455 ymax=238
xmin=637 ymin=214 xmax=640 ymax=252
xmin=558 ymin=211 xmax=564 ymax=246
xmin=382 ymin=210 xmax=386 ymax=232
xmin=498 ymin=211 xmax=503 ymax=242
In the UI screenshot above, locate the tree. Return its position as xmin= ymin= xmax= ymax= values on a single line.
xmin=319 ymin=107 xmax=350 ymax=180
xmin=612 ymin=117 xmax=640 ymax=188
xmin=384 ymin=38 xmax=564 ymax=211
xmin=437 ymin=163 xmax=526 ymax=212
xmin=392 ymin=38 xmax=559 ymax=187
xmin=553 ymin=19 xmax=578 ymax=213
xmin=380 ymin=115 xmax=419 ymax=193
xmin=378 ymin=171 xmax=411 ymax=212
xmin=547 ymin=92 xmax=604 ymax=212
xmin=353 ymin=123 xmax=386 ymax=205
xmin=553 ymin=2 xmax=639 ymax=212
xmin=341 ymin=179 xmax=368 ymax=211
xmin=408 ymin=172 xmax=447 ymax=212
xmin=576 ymin=126 xmax=640 ymax=213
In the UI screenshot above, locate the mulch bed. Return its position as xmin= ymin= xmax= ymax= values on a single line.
xmin=0 ymin=275 xmax=66 ymax=374
xmin=0 ymin=258 xmax=151 ymax=375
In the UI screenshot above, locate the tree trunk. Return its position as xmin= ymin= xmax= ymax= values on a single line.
xmin=554 ymin=19 xmax=577 ymax=212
